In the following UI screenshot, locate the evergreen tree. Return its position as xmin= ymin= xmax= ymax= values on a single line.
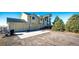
xmin=52 ymin=16 xmax=65 ymax=31
xmin=65 ymin=14 xmax=79 ymax=33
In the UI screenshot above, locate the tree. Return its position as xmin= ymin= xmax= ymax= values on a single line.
xmin=65 ymin=14 xmax=79 ymax=33
xmin=52 ymin=16 xmax=65 ymax=31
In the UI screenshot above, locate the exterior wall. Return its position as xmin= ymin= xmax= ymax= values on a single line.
xmin=39 ymin=17 xmax=44 ymax=28
xmin=28 ymin=14 xmax=41 ymax=30
xmin=42 ymin=15 xmax=51 ymax=27
xmin=27 ymin=14 xmax=51 ymax=30
xmin=39 ymin=15 xmax=51 ymax=28
xmin=8 ymin=22 xmax=29 ymax=32
xmin=20 ymin=13 xmax=40 ymax=30
xmin=7 ymin=13 xmax=52 ymax=32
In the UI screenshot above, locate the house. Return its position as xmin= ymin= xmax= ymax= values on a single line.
xmin=7 ymin=12 xmax=52 ymax=32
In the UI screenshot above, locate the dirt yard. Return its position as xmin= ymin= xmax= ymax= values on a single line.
xmin=0 ymin=30 xmax=79 ymax=46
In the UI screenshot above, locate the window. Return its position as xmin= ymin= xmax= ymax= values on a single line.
xmin=32 ymin=16 xmax=35 ymax=20
xmin=47 ymin=19 xmax=49 ymax=22
xmin=45 ymin=17 xmax=48 ymax=21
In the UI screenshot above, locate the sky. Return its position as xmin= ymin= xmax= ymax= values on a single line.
xmin=0 ymin=12 xmax=79 ymax=26
xmin=0 ymin=12 xmax=21 ymax=26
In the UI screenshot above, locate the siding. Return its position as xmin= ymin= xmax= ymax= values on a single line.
xmin=8 ymin=22 xmax=29 ymax=32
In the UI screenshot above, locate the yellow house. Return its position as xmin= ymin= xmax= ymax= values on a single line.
xmin=7 ymin=12 xmax=52 ymax=32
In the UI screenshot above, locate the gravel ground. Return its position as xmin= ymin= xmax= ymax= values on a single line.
xmin=0 ymin=30 xmax=79 ymax=46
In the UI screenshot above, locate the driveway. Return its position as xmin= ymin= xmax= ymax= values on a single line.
xmin=15 ymin=30 xmax=50 ymax=39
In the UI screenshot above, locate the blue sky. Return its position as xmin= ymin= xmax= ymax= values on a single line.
xmin=0 ymin=12 xmax=79 ymax=26
xmin=0 ymin=12 xmax=21 ymax=26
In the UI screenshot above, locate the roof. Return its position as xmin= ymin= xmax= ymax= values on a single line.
xmin=24 ymin=12 xmax=52 ymax=16
xmin=7 ymin=17 xmax=26 ymax=22
xmin=23 ymin=12 xmax=31 ymax=15
xmin=24 ymin=12 xmax=52 ymax=17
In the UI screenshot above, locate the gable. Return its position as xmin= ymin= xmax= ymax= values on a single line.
xmin=21 ymin=13 xmax=28 ymax=22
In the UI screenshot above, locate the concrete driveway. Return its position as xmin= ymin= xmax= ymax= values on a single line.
xmin=15 ymin=30 xmax=50 ymax=39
